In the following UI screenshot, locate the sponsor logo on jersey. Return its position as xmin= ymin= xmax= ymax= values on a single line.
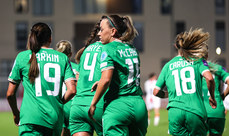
xmin=202 ymin=59 xmax=208 ymax=66
xmin=222 ymin=67 xmax=228 ymax=72
xmin=100 ymin=62 xmax=107 ymax=68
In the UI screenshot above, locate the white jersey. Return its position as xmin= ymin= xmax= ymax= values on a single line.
xmin=144 ymin=79 xmax=161 ymax=110
xmin=223 ymin=83 xmax=229 ymax=110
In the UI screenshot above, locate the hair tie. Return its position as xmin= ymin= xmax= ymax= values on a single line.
xmin=176 ymin=41 xmax=181 ymax=49
xmin=106 ymin=16 xmax=117 ymax=30
xmin=122 ymin=17 xmax=127 ymax=21
xmin=31 ymin=29 xmax=38 ymax=35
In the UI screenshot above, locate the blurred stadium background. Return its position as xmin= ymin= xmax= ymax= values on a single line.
xmin=0 ymin=0 xmax=229 ymax=135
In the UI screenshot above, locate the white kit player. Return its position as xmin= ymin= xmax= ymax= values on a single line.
xmin=144 ymin=73 xmax=161 ymax=126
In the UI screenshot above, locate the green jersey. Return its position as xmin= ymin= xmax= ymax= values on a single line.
xmin=8 ymin=48 xmax=76 ymax=129
xmin=62 ymin=62 xmax=78 ymax=111
xmin=202 ymin=62 xmax=229 ymax=118
xmin=62 ymin=62 xmax=78 ymax=97
xmin=71 ymin=62 xmax=79 ymax=75
xmin=156 ymin=56 xmax=209 ymax=119
xmin=100 ymin=41 xmax=142 ymax=103
xmin=71 ymin=62 xmax=79 ymax=76
xmin=72 ymin=42 xmax=104 ymax=108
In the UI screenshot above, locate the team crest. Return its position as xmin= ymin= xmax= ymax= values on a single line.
xmin=101 ymin=51 xmax=107 ymax=61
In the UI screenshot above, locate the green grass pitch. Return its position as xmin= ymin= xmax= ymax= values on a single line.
xmin=1 ymin=109 xmax=229 ymax=136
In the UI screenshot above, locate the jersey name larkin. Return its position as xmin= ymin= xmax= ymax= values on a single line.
xmin=35 ymin=52 xmax=59 ymax=62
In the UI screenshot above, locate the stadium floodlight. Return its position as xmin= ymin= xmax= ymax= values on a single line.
xmin=216 ymin=47 xmax=221 ymax=55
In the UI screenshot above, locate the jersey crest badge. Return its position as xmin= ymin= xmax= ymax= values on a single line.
xmin=101 ymin=51 xmax=107 ymax=61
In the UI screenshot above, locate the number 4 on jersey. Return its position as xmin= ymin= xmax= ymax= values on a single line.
xmin=84 ymin=53 xmax=98 ymax=81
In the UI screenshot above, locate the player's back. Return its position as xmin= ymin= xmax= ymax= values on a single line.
xmin=9 ymin=48 xmax=74 ymax=128
xmin=72 ymin=42 xmax=104 ymax=107
xmin=158 ymin=56 xmax=208 ymax=119
xmin=100 ymin=41 xmax=143 ymax=102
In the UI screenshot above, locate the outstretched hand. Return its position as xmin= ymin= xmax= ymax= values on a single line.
xmin=88 ymin=105 xmax=96 ymax=121
xmin=209 ymin=97 xmax=217 ymax=109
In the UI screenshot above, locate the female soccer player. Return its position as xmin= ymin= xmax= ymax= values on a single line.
xmin=6 ymin=22 xmax=76 ymax=136
xmin=144 ymin=73 xmax=161 ymax=126
xmin=88 ymin=15 xmax=148 ymax=136
xmin=202 ymin=61 xmax=229 ymax=136
xmin=56 ymin=40 xmax=78 ymax=136
xmin=153 ymin=28 xmax=216 ymax=136
xmin=69 ymin=23 xmax=104 ymax=136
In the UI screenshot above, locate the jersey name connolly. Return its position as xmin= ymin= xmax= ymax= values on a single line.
xmin=156 ymin=56 xmax=209 ymax=119
xmin=8 ymin=48 xmax=75 ymax=128
xmin=100 ymin=41 xmax=142 ymax=102
xmin=72 ymin=42 xmax=104 ymax=107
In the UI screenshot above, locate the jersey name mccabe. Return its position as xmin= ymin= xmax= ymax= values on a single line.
xmin=118 ymin=48 xmax=137 ymax=58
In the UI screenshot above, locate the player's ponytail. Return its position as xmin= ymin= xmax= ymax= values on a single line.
xmin=119 ymin=16 xmax=138 ymax=43
xmin=175 ymin=28 xmax=209 ymax=61
xmin=56 ymin=40 xmax=72 ymax=58
xmin=102 ymin=15 xmax=138 ymax=43
xmin=28 ymin=22 xmax=51 ymax=83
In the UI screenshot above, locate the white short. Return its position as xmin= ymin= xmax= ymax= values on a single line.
xmin=224 ymin=95 xmax=229 ymax=110
xmin=145 ymin=94 xmax=161 ymax=110
xmin=223 ymin=84 xmax=229 ymax=110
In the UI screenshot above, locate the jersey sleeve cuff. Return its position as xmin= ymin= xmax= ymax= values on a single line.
xmin=224 ymin=76 xmax=229 ymax=83
xmin=101 ymin=66 xmax=114 ymax=72
xmin=8 ymin=78 xmax=20 ymax=84
xmin=75 ymin=71 xmax=79 ymax=75
xmin=201 ymin=69 xmax=210 ymax=75
xmin=155 ymin=86 xmax=161 ymax=90
xmin=65 ymin=77 xmax=77 ymax=83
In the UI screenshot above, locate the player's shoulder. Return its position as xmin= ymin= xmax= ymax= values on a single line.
xmin=17 ymin=50 xmax=31 ymax=56
xmin=16 ymin=50 xmax=31 ymax=61
xmin=105 ymin=40 xmax=126 ymax=48
xmin=101 ymin=42 xmax=117 ymax=56
xmin=193 ymin=58 xmax=207 ymax=65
